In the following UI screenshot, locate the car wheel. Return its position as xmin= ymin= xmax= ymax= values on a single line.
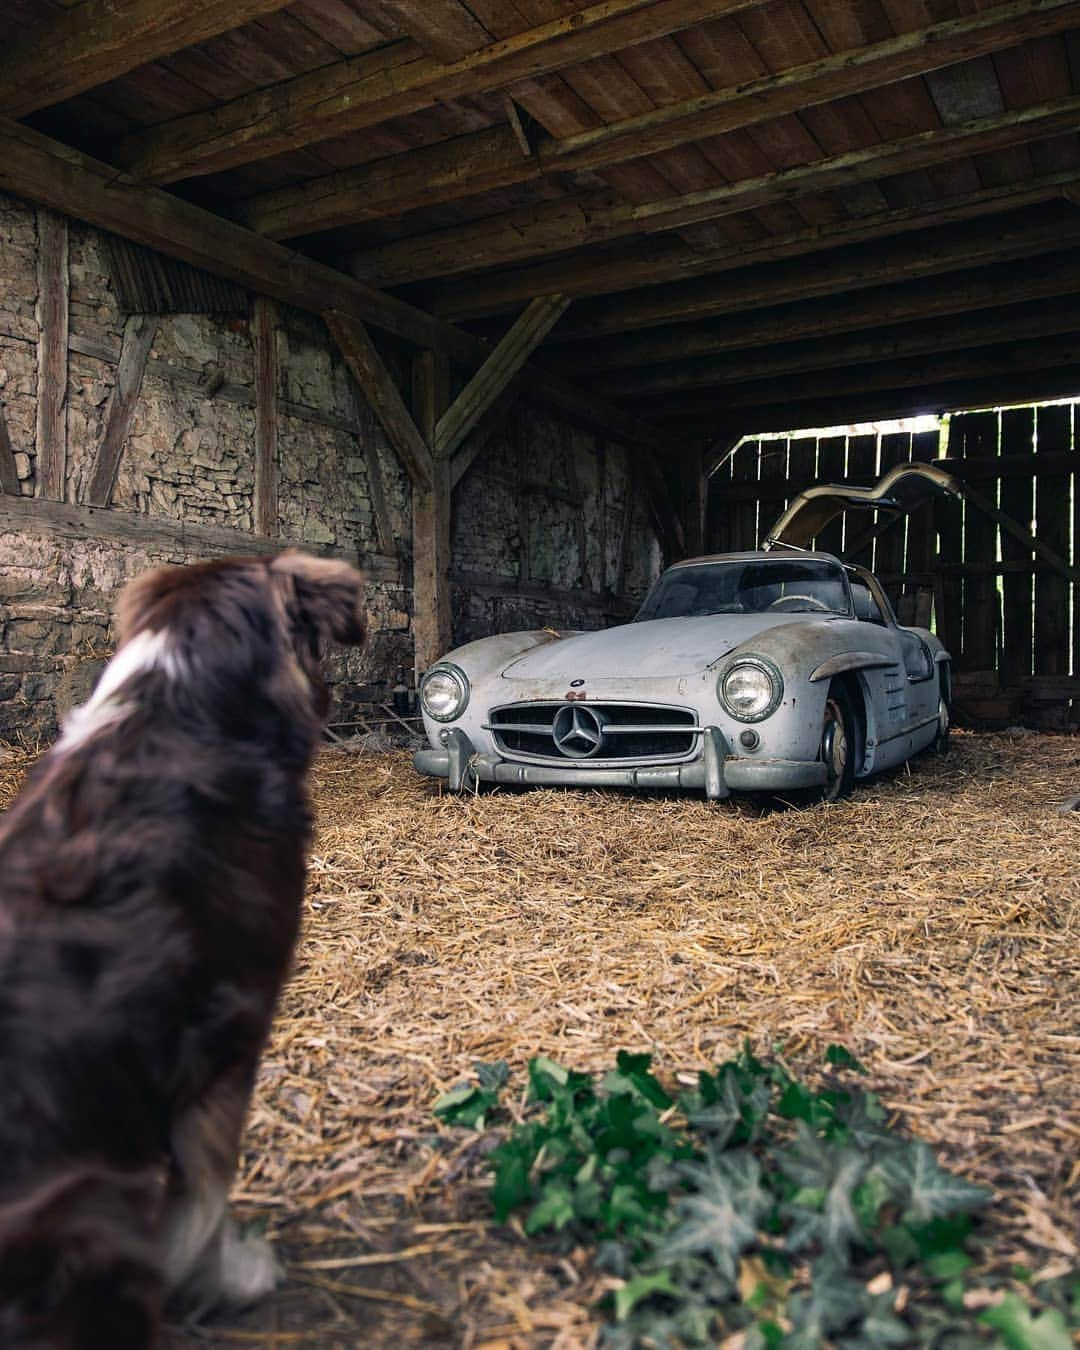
xmin=820 ymin=681 xmax=856 ymax=802
xmin=932 ymin=685 xmax=950 ymax=756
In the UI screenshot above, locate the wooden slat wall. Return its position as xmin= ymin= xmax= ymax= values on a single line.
xmin=706 ymin=400 xmax=1079 ymax=727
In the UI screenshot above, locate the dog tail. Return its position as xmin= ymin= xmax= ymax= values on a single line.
xmin=0 ymin=1165 xmax=163 ymax=1350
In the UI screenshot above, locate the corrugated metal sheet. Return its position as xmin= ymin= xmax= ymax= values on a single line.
xmin=103 ymin=235 xmax=248 ymax=316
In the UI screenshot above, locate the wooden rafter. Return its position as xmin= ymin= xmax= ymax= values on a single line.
xmin=83 ymin=313 xmax=157 ymax=507
xmin=245 ymin=0 xmax=1080 ymax=242
xmin=350 ymin=96 xmax=1080 ymax=286
xmin=118 ymin=0 xmax=773 ymax=184
xmin=424 ymin=168 xmax=1080 ymax=321
xmin=0 ymin=119 xmax=678 ymax=461
xmin=596 ymin=298 xmax=1080 ymax=398
xmin=553 ymin=207 xmax=1080 ymax=342
xmin=545 ymin=239 xmax=1080 ymax=373
xmin=433 ymin=296 xmax=571 ymax=460
xmin=0 ymin=0 xmax=296 ymax=118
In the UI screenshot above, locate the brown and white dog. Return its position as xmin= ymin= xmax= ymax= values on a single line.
xmin=0 ymin=551 xmax=365 ymax=1348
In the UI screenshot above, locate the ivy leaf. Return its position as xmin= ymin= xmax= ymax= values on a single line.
xmin=878 ymin=1142 xmax=991 ymax=1223
xmin=786 ymin=1257 xmax=867 ymax=1347
xmin=602 ymin=1051 xmax=673 ymax=1109
xmin=826 ymin=1044 xmax=867 ymax=1073
xmin=526 ymin=1180 xmax=576 ymax=1234
xmin=980 ymin=1293 xmax=1073 ymax=1350
xmin=613 ymin=1270 xmax=680 ymax=1321
xmin=661 ymin=1150 xmax=770 ymax=1281
xmin=475 ymin=1059 xmax=510 ymax=1092
xmin=490 ymin=1129 xmax=538 ymax=1222
xmin=432 ymin=1082 xmax=500 ymax=1130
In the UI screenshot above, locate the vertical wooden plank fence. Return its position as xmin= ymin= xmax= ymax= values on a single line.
xmin=706 ymin=401 xmax=1078 ymax=728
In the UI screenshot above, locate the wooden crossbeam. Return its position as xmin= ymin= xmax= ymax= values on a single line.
xmin=323 ymin=312 xmax=433 ymax=493
xmin=119 ymin=0 xmax=771 ymax=184
xmin=652 ymin=333 xmax=1080 ymax=420
xmin=246 ymin=0 xmax=1080 ymax=242
xmin=351 ymin=96 xmax=1080 ymax=286
xmin=596 ymin=298 xmax=1080 ymax=398
xmin=0 ymin=0 xmax=296 ymax=119
xmin=424 ymin=168 xmax=1080 ymax=322
xmin=83 ymin=314 xmax=157 ymax=507
xmin=544 ymin=242 xmax=1080 ymax=374
xmin=551 ymin=206 xmax=1080 ymax=345
xmin=433 ymin=296 xmax=570 ymax=459
xmin=0 ymin=120 xmax=681 ymax=463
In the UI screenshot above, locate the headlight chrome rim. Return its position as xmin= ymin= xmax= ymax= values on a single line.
xmin=717 ymin=655 xmax=783 ymax=723
xmin=420 ymin=662 xmax=470 ymax=723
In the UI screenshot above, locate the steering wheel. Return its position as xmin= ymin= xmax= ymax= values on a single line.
xmin=766 ymin=594 xmax=832 ymax=613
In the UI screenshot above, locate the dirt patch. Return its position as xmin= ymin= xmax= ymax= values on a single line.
xmin=2 ymin=733 xmax=1077 ymax=1346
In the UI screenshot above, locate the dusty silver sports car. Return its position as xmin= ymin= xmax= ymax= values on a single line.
xmin=415 ymin=464 xmax=959 ymax=803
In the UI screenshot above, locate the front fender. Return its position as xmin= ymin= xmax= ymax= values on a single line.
xmin=809 ymin=651 xmax=895 ymax=683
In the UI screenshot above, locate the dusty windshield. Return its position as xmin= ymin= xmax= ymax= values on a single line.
xmin=635 ymin=558 xmax=852 ymax=621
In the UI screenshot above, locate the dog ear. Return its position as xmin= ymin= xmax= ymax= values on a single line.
xmin=269 ymin=551 xmax=367 ymax=647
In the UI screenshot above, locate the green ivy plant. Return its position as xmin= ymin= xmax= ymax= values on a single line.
xmin=434 ymin=1045 xmax=1079 ymax=1348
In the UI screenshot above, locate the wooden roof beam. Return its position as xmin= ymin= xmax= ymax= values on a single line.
xmin=545 ymin=203 xmax=1080 ymax=344
xmin=596 ymin=299 xmax=1080 ymax=398
xmin=0 ymin=119 xmax=679 ymax=462
xmin=423 ymin=168 xmax=1080 ymax=321
xmin=350 ymin=95 xmax=1080 ymax=286
xmin=699 ymin=370 xmax=1080 ymax=441
xmin=118 ymin=0 xmax=772 ymax=184
xmin=655 ymin=333 xmax=1080 ymax=424
xmin=0 ymin=0 xmax=297 ymax=119
xmin=247 ymin=0 xmax=1080 ymax=242
xmin=545 ymin=247 xmax=1080 ymax=373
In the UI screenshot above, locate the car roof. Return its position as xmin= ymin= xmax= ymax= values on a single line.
xmin=665 ymin=550 xmax=844 ymax=569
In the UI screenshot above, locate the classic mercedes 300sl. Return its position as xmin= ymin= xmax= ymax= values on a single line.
xmin=414 ymin=464 xmax=959 ymax=803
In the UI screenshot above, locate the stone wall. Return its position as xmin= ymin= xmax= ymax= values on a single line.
xmin=0 ymin=191 xmax=661 ymax=741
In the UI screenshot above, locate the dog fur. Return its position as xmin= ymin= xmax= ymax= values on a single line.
xmin=0 ymin=552 xmax=365 ymax=1348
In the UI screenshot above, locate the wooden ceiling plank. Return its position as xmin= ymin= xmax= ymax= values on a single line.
xmin=424 ymin=163 xmax=1080 ymax=318
xmin=244 ymin=0 xmax=1080 ymax=241
xmin=0 ymin=0 xmax=298 ymax=118
xmin=351 ymin=90 xmax=1080 ymax=284
xmin=434 ymin=295 xmax=571 ymax=459
xmin=119 ymin=0 xmax=774 ymax=183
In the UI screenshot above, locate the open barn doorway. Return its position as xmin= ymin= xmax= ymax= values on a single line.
xmin=708 ymin=399 xmax=1079 ymax=730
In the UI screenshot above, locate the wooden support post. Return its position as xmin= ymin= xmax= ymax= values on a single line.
xmin=0 ymin=403 xmax=21 ymax=495
xmin=413 ymin=350 xmax=453 ymax=678
xmin=253 ymin=297 xmax=279 ymax=535
xmin=35 ymin=209 xmax=68 ymax=502
xmin=676 ymin=442 xmax=706 ymax=558
xmin=83 ymin=313 xmax=156 ymax=506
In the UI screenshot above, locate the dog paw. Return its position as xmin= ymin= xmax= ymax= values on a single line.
xmin=215 ymin=1224 xmax=282 ymax=1306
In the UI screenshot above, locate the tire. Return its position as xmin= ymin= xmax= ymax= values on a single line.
xmin=932 ymin=682 xmax=951 ymax=756
xmin=820 ymin=681 xmax=857 ymax=803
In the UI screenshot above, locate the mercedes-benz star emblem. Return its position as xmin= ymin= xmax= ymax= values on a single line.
xmin=552 ymin=703 xmax=606 ymax=759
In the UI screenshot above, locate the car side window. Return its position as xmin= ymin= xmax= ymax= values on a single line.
xmin=849 ymin=578 xmax=886 ymax=625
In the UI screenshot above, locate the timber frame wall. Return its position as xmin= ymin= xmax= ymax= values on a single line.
xmin=709 ymin=403 xmax=1080 ymax=729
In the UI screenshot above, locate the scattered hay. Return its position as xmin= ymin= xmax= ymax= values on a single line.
xmin=1 ymin=733 xmax=1077 ymax=1346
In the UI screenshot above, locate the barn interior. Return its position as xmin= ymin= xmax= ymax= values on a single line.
xmin=0 ymin=3 xmax=1078 ymax=1344
xmin=0 ymin=0 xmax=1078 ymax=734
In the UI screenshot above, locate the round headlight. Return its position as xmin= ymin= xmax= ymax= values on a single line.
xmin=718 ymin=657 xmax=783 ymax=723
xmin=420 ymin=664 xmax=470 ymax=722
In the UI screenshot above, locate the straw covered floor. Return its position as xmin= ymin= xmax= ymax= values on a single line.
xmin=1 ymin=733 xmax=1077 ymax=1346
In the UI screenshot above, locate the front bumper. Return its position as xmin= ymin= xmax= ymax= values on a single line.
xmin=414 ymin=727 xmax=827 ymax=800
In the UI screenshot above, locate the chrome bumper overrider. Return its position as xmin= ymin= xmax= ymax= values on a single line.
xmin=414 ymin=728 xmax=827 ymax=799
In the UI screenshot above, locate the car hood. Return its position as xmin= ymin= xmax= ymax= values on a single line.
xmin=500 ymin=613 xmax=832 ymax=680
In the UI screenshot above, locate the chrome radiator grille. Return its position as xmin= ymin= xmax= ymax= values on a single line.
xmin=487 ymin=702 xmax=698 ymax=762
